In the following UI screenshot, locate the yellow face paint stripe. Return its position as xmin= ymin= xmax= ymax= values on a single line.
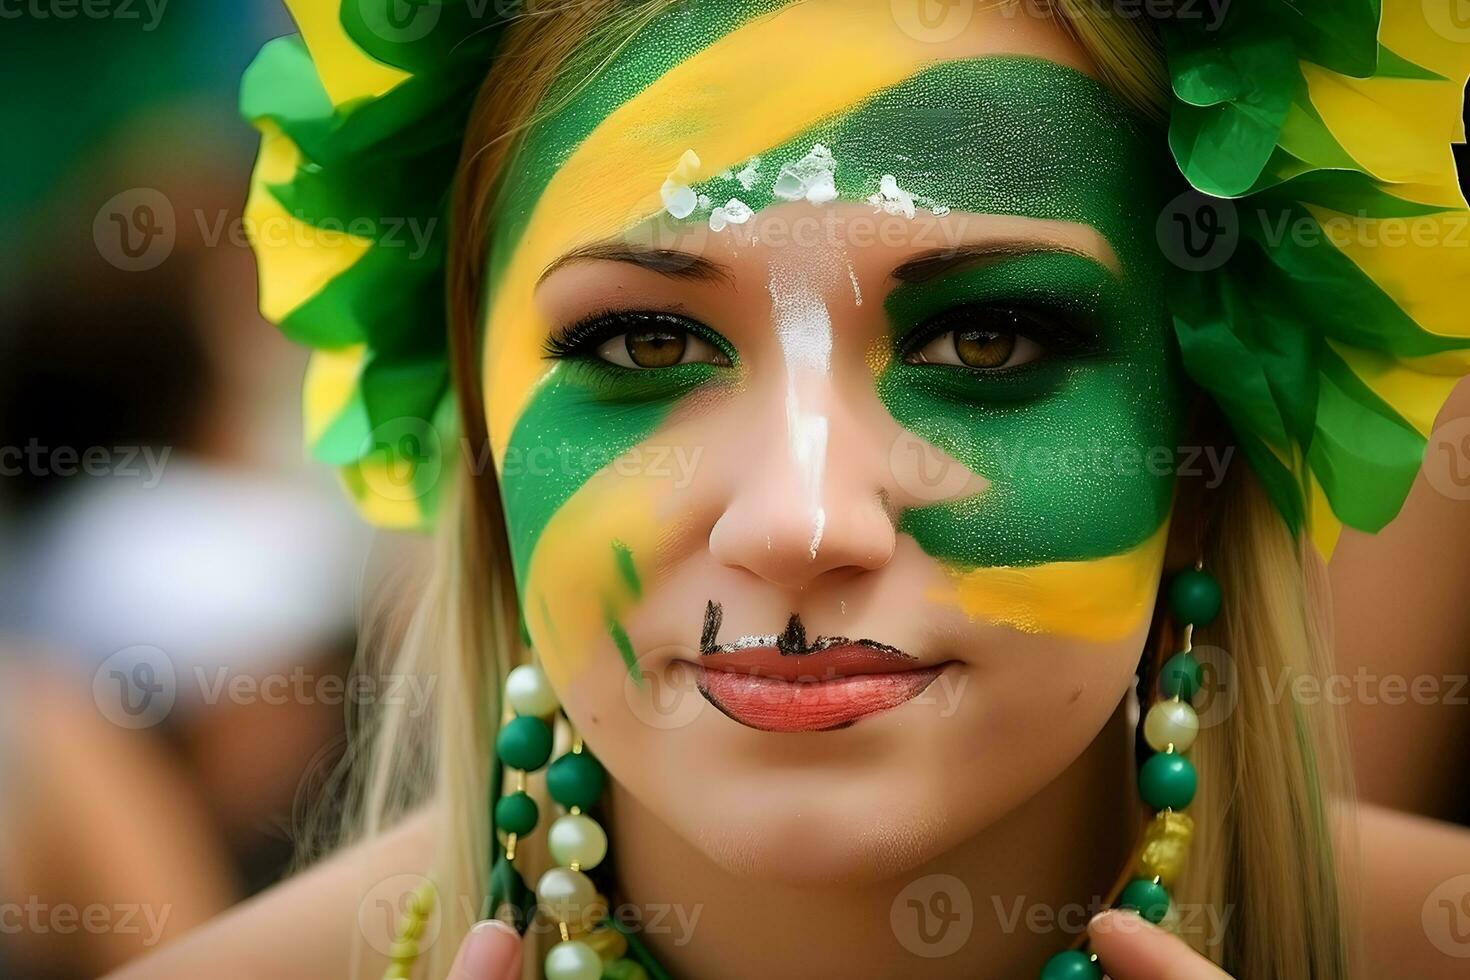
xmin=284 ymin=0 xmax=409 ymax=106
xmin=246 ymin=122 xmax=374 ymax=324
xmin=930 ymin=523 xmax=1170 ymax=643
xmin=522 ymin=461 xmax=664 ymax=691
xmin=482 ymin=0 xmax=1086 ymax=460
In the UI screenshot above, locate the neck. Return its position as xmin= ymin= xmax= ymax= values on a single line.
xmin=608 ymin=703 xmax=1135 ymax=979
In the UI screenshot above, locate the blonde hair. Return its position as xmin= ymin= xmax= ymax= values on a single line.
xmin=329 ymin=3 xmax=1354 ymax=977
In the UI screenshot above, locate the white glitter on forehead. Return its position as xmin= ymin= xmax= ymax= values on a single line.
xmin=773 ymin=144 xmax=838 ymax=205
xmin=735 ymin=157 xmax=762 ymax=191
xmin=661 ymin=148 xmax=702 ymax=219
xmin=709 ymin=197 xmax=754 ymax=232
xmin=867 ymin=173 xmax=951 ymax=218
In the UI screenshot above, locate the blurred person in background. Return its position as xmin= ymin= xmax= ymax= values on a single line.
xmin=0 ymin=8 xmax=390 ymax=971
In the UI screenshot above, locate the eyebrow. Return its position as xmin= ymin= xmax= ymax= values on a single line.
xmin=891 ymin=240 xmax=1120 ymax=284
xmin=538 ymin=241 xmax=735 ymax=286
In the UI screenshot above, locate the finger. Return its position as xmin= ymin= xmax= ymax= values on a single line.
xmin=1087 ymin=910 xmax=1231 ymax=980
xmin=447 ymin=919 xmax=523 ymax=980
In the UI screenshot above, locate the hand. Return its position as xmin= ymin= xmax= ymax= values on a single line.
xmin=1088 ymin=910 xmax=1233 ymax=980
xmin=447 ymin=920 xmax=523 ymax=980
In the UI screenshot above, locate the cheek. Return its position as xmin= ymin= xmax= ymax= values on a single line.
xmin=495 ymin=368 xmax=714 ymax=690
xmin=515 ymin=465 xmax=662 ymax=692
xmin=879 ymin=352 xmax=1183 ymax=640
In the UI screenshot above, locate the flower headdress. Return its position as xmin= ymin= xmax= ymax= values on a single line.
xmin=243 ymin=0 xmax=1470 ymax=555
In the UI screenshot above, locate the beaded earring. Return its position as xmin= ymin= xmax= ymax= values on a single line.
xmin=1039 ymin=564 xmax=1219 ymax=980
xmin=491 ymin=663 xmax=659 ymax=980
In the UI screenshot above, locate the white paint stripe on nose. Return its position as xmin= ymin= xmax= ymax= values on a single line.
xmin=769 ymin=260 xmax=834 ymax=562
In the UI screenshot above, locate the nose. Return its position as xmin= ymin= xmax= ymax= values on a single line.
xmin=708 ymin=379 xmax=898 ymax=591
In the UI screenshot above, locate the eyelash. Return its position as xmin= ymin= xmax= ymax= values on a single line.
xmin=544 ymin=310 xmax=714 ymax=361
xmin=898 ymin=302 xmax=1099 ymax=367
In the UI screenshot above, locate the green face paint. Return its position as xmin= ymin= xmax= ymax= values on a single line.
xmin=880 ymin=245 xmax=1183 ymax=566
xmin=501 ymin=359 xmax=727 ymax=591
xmin=487 ymin=3 xmax=1188 ymax=674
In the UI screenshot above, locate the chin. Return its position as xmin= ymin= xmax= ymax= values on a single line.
xmin=672 ymin=764 xmax=966 ymax=886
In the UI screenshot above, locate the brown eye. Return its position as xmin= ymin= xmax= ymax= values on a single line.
xmin=625 ymin=329 xmax=685 ymax=368
xmin=593 ymin=323 xmax=727 ymax=369
xmin=954 ymin=330 xmax=1014 ymax=368
xmin=907 ymin=328 xmax=1041 ymax=370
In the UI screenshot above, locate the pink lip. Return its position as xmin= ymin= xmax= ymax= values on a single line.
xmin=695 ymin=645 xmax=943 ymax=732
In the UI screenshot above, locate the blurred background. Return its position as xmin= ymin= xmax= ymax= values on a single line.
xmin=2 ymin=4 xmax=1468 ymax=979
xmin=0 ymin=5 xmax=432 ymax=976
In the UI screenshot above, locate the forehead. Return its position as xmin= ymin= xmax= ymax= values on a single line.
xmin=480 ymin=1 xmax=1171 ymax=458
xmin=487 ymin=1 xmax=1168 ymax=280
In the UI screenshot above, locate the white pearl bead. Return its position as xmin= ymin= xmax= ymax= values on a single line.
xmin=1144 ymin=699 xmax=1199 ymax=753
xmin=536 ymin=867 xmax=597 ymax=926
xmin=505 ymin=664 xmax=558 ymax=717
xmin=549 ymin=814 xmax=608 ymax=871
xmin=544 ymin=939 xmax=602 ymax=980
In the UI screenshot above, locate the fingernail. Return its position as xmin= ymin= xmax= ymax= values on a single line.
xmin=450 ymin=919 xmax=522 ymax=980
xmin=1089 ymin=908 xmax=1154 ymax=934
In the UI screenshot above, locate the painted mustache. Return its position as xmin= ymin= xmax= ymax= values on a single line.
xmin=698 ymin=600 xmax=910 ymax=659
xmin=695 ymin=601 xmax=938 ymax=732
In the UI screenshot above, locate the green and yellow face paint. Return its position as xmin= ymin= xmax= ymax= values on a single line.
xmin=481 ymin=0 xmax=1187 ymax=690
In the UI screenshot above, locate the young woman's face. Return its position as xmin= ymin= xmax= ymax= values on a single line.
xmin=483 ymin=1 xmax=1185 ymax=881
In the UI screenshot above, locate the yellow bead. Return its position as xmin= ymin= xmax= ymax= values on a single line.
xmin=581 ymin=926 xmax=630 ymax=962
xmin=1136 ymin=810 xmax=1194 ymax=886
xmin=409 ymin=881 xmax=436 ymax=915
xmin=1144 ymin=698 xmax=1199 ymax=753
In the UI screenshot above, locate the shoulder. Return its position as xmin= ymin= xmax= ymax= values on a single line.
xmin=105 ymin=808 xmax=435 ymax=980
xmin=1351 ymin=802 xmax=1470 ymax=979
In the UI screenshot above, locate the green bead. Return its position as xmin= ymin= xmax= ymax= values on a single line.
xmin=1118 ymin=878 xmax=1170 ymax=924
xmin=603 ymin=960 xmax=650 ymax=980
xmin=1169 ymin=569 xmax=1221 ymax=626
xmin=496 ymin=716 xmax=553 ymax=771
xmin=547 ymin=751 xmax=606 ymax=810
xmin=1039 ymin=950 xmax=1100 ymax=980
xmin=494 ymin=791 xmax=539 ymax=835
xmin=1159 ymin=651 xmax=1202 ymax=701
xmin=1139 ymin=753 xmax=1197 ymax=810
